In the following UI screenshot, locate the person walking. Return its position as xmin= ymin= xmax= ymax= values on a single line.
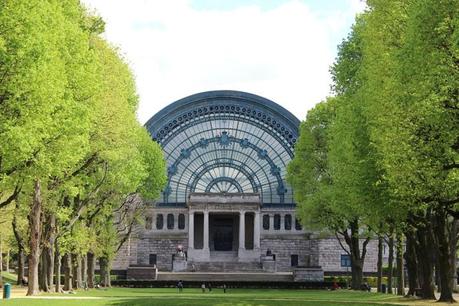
xmin=177 ymin=280 xmax=183 ymax=292
xmin=201 ymin=283 xmax=206 ymax=293
xmin=208 ymin=283 xmax=212 ymax=292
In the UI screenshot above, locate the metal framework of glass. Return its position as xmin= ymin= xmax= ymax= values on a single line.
xmin=145 ymin=90 xmax=300 ymax=207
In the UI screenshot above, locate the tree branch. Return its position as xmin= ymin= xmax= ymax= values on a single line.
xmin=361 ymin=236 xmax=371 ymax=260
xmin=64 ymin=162 xmax=108 ymax=232
xmin=0 ymin=183 xmax=22 ymax=209
xmin=335 ymin=231 xmax=351 ymax=256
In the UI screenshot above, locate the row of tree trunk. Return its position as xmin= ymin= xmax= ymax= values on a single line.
xmin=19 ymin=180 xmax=112 ymax=294
xmin=404 ymin=210 xmax=458 ymax=302
xmin=25 ymin=249 xmax=110 ymax=293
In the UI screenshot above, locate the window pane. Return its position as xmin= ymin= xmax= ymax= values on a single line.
xmin=341 ymin=254 xmax=351 ymax=267
xmin=167 ymin=213 xmax=174 ymax=229
xmin=284 ymin=214 xmax=292 ymax=230
xmin=178 ymin=214 xmax=185 ymax=230
xmin=263 ymin=214 xmax=270 ymax=230
xmin=156 ymin=214 xmax=164 ymax=229
xmin=274 ymin=214 xmax=280 ymax=230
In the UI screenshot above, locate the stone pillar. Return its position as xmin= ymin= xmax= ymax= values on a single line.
xmin=188 ymin=212 xmax=194 ymax=250
xmin=239 ymin=211 xmax=245 ymax=251
xmin=280 ymin=214 xmax=285 ymax=231
xmin=269 ymin=214 xmax=274 ymax=231
xmin=203 ymin=210 xmax=209 ymax=250
xmin=254 ymin=211 xmax=260 ymax=249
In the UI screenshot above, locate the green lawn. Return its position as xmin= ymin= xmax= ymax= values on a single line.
xmin=0 ymin=287 xmax=408 ymax=306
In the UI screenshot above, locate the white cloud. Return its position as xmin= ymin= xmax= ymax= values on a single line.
xmin=81 ymin=0 xmax=365 ymax=123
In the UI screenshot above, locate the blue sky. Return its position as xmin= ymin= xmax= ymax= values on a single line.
xmin=82 ymin=0 xmax=366 ymax=123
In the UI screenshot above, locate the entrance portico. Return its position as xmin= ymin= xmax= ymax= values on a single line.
xmin=187 ymin=193 xmax=261 ymax=262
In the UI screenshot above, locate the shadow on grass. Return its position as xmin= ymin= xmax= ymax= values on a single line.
xmin=108 ymin=297 xmax=406 ymax=306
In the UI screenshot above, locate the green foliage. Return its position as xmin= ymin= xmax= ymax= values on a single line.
xmin=0 ymin=0 xmax=166 ymax=277
xmin=287 ymin=99 xmax=340 ymax=230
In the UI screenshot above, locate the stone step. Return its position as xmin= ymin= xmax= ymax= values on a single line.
xmin=157 ymin=272 xmax=292 ymax=282
xmin=188 ymin=261 xmax=262 ymax=272
xmin=209 ymin=251 xmax=238 ymax=262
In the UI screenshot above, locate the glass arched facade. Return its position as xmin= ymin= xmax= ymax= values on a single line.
xmin=145 ymin=90 xmax=300 ymax=206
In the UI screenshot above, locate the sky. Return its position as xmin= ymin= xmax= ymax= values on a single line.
xmin=81 ymin=0 xmax=367 ymax=123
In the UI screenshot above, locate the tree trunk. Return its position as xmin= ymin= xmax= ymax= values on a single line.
xmin=6 ymin=249 xmax=9 ymax=273
xmin=71 ymin=254 xmax=78 ymax=289
xmin=13 ymin=200 xmax=25 ymax=286
xmin=433 ymin=211 xmax=455 ymax=302
xmin=0 ymin=234 xmax=3 ymax=288
xmin=387 ymin=234 xmax=394 ymax=294
xmin=63 ymin=253 xmax=72 ymax=291
xmin=351 ymin=258 xmax=364 ymax=290
xmin=450 ymin=220 xmax=458 ymax=293
xmin=87 ymin=252 xmax=95 ymax=288
xmin=17 ymin=247 xmax=25 ymax=286
xmin=416 ymin=221 xmax=436 ymax=299
xmin=82 ymin=254 xmax=87 ymax=289
xmin=377 ymin=235 xmax=383 ymax=293
xmin=99 ymin=257 xmax=111 ymax=287
xmin=76 ymin=254 xmax=82 ymax=289
xmin=27 ymin=179 xmax=42 ymax=296
xmin=55 ymin=244 xmax=62 ymax=293
xmin=396 ymin=234 xmax=405 ymax=296
xmin=346 ymin=220 xmax=368 ymax=290
xmin=38 ymin=251 xmax=48 ymax=292
xmin=405 ymin=228 xmax=418 ymax=296
xmin=46 ymin=214 xmax=56 ymax=292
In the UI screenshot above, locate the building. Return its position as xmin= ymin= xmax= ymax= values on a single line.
xmin=113 ymin=90 xmax=383 ymax=280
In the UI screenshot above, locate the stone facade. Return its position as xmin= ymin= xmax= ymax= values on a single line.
xmin=112 ymin=195 xmax=385 ymax=276
xmin=318 ymin=238 xmax=385 ymax=273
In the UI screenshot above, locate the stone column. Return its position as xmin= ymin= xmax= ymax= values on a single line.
xmin=269 ymin=214 xmax=274 ymax=231
xmin=280 ymin=214 xmax=285 ymax=231
xmin=203 ymin=210 xmax=209 ymax=250
xmin=239 ymin=211 xmax=245 ymax=251
xmin=188 ymin=212 xmax=194 ymax=250
xmin=254 ymin=211 xmax=261 ymax=249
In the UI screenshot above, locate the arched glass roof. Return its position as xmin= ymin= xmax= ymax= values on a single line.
xmin=145 ymin=90 xmax=300 ymax=207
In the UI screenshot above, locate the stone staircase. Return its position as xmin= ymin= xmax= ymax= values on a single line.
xmin=156 ymin=271 xmax=292 ymax=282
xmin=188 ymin=261 xmax=262 ymax=272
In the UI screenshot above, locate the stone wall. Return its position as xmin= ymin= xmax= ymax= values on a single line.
xmin=112 ymin=205 xmax=387 ymax=274
xmin=136 ymin=235 xmax=188 ymax=271
xmin=260 ymin=233 xmax=317 ymax=272
xmin=112 ymin=238 xmax=138 ymax=270
xmin=318 ymin=238 xmax=383 ymax=273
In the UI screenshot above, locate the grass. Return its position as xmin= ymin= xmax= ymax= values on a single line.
xmin=0 ymin=287 xmax=409 ymax=306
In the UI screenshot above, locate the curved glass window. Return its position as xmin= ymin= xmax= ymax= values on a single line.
xmin=284 ymin=214 xmax=292 ymax=230
xmin=145 ymin=91 xmax=300 ymax=206
xmin=178 ymin=214 xmax=185 ymax=230
xmin=274 ymin=214 xmax=281 ymax=230
xmin=167 ymin=214 xmax=174 ymax=229
xmin=262 ymin=214 xmax=270 ymax=230
xmin=156 ymin=214 xmax=164 ymax=230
